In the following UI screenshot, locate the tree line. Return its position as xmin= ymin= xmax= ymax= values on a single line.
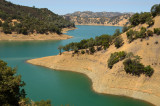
xmin=60 ymin=29 xmax=123 ymax=55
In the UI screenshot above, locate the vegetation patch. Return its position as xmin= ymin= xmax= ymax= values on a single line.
xmin=123 ymin=57 xmax=154 ymax=77
xmin=107 ymin=52 xmax=154 ymax=77
xmin=62 ymin=29 xmax=123 ymax=55
xmin=154 ymin=28 xmax=160 ymax=35
xmin=0 ymin=0 xmax=75 ymax=35
xmin=0 ymin=59 xmax=51 ymax=105
xmin=126 ymin=27 xmax=154 ymax=43
xmin=108 ymin=51 xmax=127 ymax=69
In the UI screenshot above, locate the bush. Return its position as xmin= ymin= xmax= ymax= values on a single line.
xmin=108 ymin=51 xmax=126 ymax=69
xmin=123 ymin=57 xmax=154 ymax=77
xmin=89 ymin=46 xmax=95 ymax=54
xmin=146 ymin=17 xmax=154 ymax=27
xmin=139 ymin=12 xmax=151 ymax=24
xmin=113 ymin=29 xmax=121 ymax=37
xmin=147 ymin=30 xmax=154 ymax=37
xmin=126 ymin=29 xmax=135 ymax=43
xmin=81 ymin=50 xmax=85 ymax=54
xmin=151 ymin=4 xmax=160 ymax=17
xmin=144 ymin=65 xmax=154 ymax=77
xmin=154 ymin=28 xmax=160 ymax=35
xmin=123 ymin=58 xmax=145 ymax=76
xmin=129 ymin=13 xmax=140 ymax=26
xmin=114 ymin=36 xmax=124 ymax=48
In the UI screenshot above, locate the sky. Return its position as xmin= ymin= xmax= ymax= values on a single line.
xmin=7 ymin=0 xmax=160 ymax=15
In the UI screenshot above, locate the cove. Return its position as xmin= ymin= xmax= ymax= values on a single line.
xmin=0 ymin=25 xmax=152 ymax=106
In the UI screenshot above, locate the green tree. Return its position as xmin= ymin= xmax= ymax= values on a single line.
xmin=151 ymin=4 xmax=160 ymax=17
xmin=89 ymin=46 xmax=95 ymax=54
xmin=114 ymin=36 xmax=124 ymax=48
xmin=113 ymin=29 xmax=121 ymax=37
xmin=129 ymin=13 xmax=140 ymax=26
xmin=144 ymin=65 xmax=154 ymax=77
xmin=139 ymin=12 xmax=151 ymax=24
xmin=0 ymin=60 xmax=26 ymax=106
xmin=146 ymin=17 xmax=154 ymax=27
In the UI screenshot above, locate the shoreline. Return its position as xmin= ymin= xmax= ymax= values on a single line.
xmin=26 ymin=60 xmax=154 ymax=106
xmin=0 ymin=27 xmax=77 ymax=41
xmin=27 ymin=33 xmax=160 ymax=105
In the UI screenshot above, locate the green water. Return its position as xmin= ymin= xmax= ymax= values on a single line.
xmin=0 ymin=25 xmax=152 ymax=106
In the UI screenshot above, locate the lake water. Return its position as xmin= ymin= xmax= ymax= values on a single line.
xmin=0 ymin=25 xmax=152 ymax=106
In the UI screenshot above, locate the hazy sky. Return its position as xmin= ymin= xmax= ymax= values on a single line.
xmin=7 ymin=0 xmax=160 ymax=15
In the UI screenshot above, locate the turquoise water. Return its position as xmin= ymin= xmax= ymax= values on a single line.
xmin=0 ymin=25 xmax=152 ymax=106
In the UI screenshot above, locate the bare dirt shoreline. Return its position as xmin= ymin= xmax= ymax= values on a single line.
xmin=27 ymin=16 xmax=160 ymax=105
xmin=0 ymin=27 xmax=76 ymax=41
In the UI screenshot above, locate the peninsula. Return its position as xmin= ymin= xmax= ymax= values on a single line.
xmin=27 ymin=4 xmax=160 ymax=106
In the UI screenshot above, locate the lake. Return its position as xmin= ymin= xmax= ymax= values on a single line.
xmin=0 ymin=25 xmax=152 ymax=106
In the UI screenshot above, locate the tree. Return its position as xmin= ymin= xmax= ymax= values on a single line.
xmin=151 ymin=4 xmax=160 ymax=17
xmin=108 ymin=51 xmax=126 ymax=69
xmin=139 ymin=12 xmax=151 ymax=24
xmin=114 ymin=36 xmax=124 ymax=48
xmin=146 ymin=17 xmax=154 ymax=27
xmin=89 ymin=46 xmax=95 ymax=54
xmin=58 ymin=45 xmax=63 ymax=55
xmin=0 ymin=60 xmax=26 ymax=106
xmin=113 ymin=29 xmax=121 ymax=37
xmin=144 ymin=65 xmax=154 ymax=77
xmin=129 ymin=13 xmax=140 ymax=26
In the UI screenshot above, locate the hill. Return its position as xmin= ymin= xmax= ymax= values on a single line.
xmin=0 ymin=0 xmax=75 ymax=36
xmin=63 ymin=11 xmax=133 ymax=26
xmin=27 ymin=3 xmax=160 ymax=105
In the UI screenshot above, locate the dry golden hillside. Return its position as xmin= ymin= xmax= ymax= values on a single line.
xmin=27 ymin=16 xmax=160 ymax=105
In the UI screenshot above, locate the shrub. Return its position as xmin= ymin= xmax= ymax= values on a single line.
xmin=154 ymin=28 xmax=160 ymax=35
xmin=108 ymin=51 xmax=126 ymax=69
xmin=126 ymin=29 xmax=135 ymax=43
xmin=144 ymin=65 xmax=154 ymax=77
xmin=89 ymin=46 xmax=95 ymax=54
xmin=151 ymin=4 xmax=160 ymax=17
xmin=146 ymin=17 xmax=154 ymax=27
xmin=155 ymin=41 xmax=158 ymax=44
xmin=129 ymin=13 xmax=140 ymax=26
xmin=123 ymin=58 xmax=145 ymax=76
xmin=81 ymin=50 xmax=85 ymax=54
xmin=113 ymin=29 xmax=121 ymax=37
xmin=139 ymin=12 xmax=151 ymax=24
xmin=123 ymin=57 xmax=154 ymax=77
xmin=147 ymin=30 xmax=153 ymax=37
xmin=114 ymin=36 xmax=124 ymax=48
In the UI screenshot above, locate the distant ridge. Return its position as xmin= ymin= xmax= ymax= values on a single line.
xmin=63 ymin=11 xmax=134 ymax=26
